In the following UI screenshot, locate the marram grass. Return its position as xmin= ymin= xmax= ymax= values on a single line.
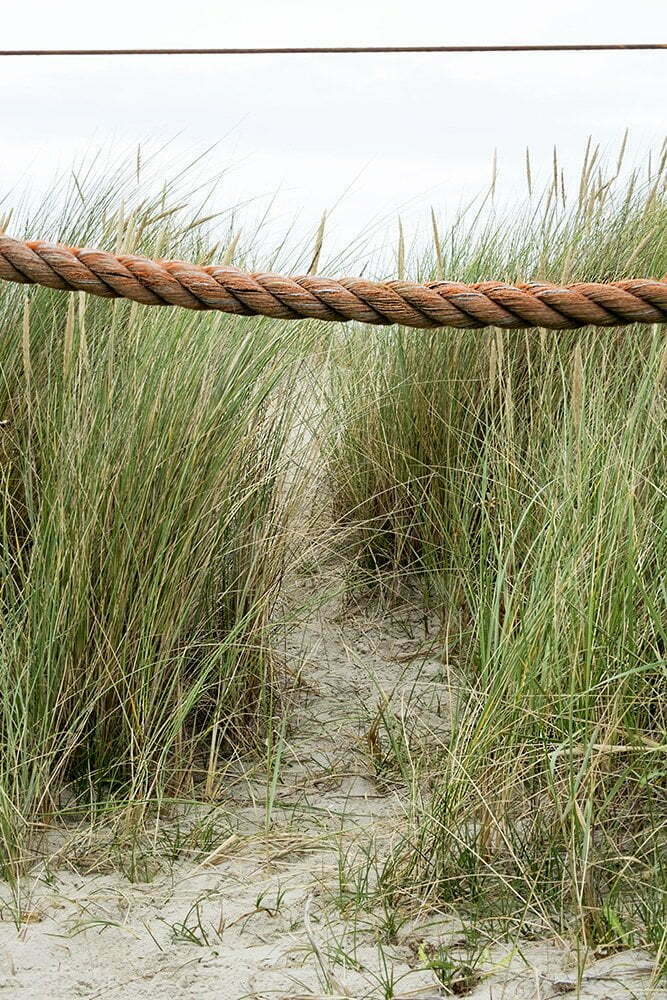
xmin=0 ymin=166 xmax=319 ymax=875
xmin=0 ymin=143 xmax=664 ymax=975
xmin=326 ymin=147 xmax=666 ymax=962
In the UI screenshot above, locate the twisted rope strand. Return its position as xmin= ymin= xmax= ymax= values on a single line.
xmin=1 ymin=235 xmax=666 ymax=329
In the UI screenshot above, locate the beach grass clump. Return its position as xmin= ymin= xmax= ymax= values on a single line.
xmin=326 ymin=147 xmax=667 ymax=956
xmin=0 ymin=165 xmax=315 ymax=877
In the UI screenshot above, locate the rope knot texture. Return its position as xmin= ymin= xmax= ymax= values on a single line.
xmin=0 ymin=236 xmax=666 ymax=330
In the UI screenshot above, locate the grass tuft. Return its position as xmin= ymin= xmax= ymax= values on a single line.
xmin=326 ymin=148 xmax=667 ymax=961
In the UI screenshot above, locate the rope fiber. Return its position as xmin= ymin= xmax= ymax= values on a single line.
xmin=1 ymin=235 xmax=666 ymax=329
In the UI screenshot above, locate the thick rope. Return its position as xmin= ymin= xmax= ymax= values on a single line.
xmin=1 ymin=235 xmax=666 ymax=329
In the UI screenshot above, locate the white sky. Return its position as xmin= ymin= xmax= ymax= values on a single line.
xmin=1 ymin=0 xmax=666 ymax=263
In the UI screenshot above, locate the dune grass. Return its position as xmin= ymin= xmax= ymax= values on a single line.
xmin=326 ymin=146 xmax=667 ymax=964
xmin=0 ymin=167 xmax=319 ymax=878
xmin=0 ymin=141 xmax=664 ymax=977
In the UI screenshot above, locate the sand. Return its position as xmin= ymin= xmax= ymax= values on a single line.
xmin=0 ymin=568 xmax=662 ymax=999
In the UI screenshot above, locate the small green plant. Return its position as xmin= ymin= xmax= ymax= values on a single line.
xmin=254 ymin=883 xmax=287 ymax=917
xmin=161 ymin=897 xmax=225 ymax=947
xmin=412 ymin=924 xmax=489 ymax=996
